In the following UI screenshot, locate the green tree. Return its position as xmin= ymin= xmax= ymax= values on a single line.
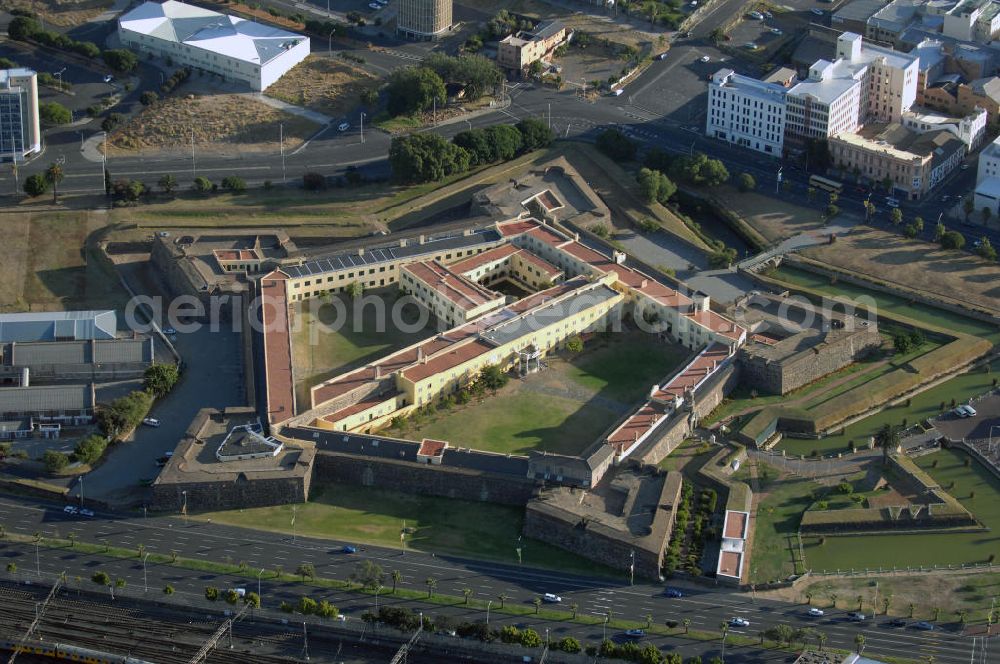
xmin=73 ymin=434 xmax=108 ymax=465
xmin=205 ymin=586 xmax=219 ymax=601
xmin=140 ymin=91 xmax=159 ymax=106
xmin=296 ymin=563 xmax=315 ymax=581
xmin=345 ymin=281 xmax=364 ymax=299
xmin=7 ymin=16 xmax=41 ymax=41
xmin=478 ymin=364 xmax=508 ymax=392
xmin=521 ymin=628 xmax=542 ymax=647
xmin=557 ymin=637 xmax=581 ymax=653
xmin=385 ymin=66 xmax=446 ymax=116
xmin=44 ymin=162 xmax=64 ymax=204
xmin=596 ymin=128 xmax=637 ymax=161
xmin=389 ymin=133 xmax=470 ymax=184
xmin=221 ymin=176 xmax=246 ymax=193
xmin=39 ymin=101 xmax=72 ymax=125
xmin=977 ymin=237 xmax=997 ymax=261
xmin=737 ymin=172 xmax=756 ymax=192
xmin=964 ymin=197 xmax=975 ymax=220
xmin=890 ymin=207 xmax=903 ymax=226
xmin=298 ymin=596 xmax=318 ymax=614
xmin=565 ymin=336 xmax=584 ymax=353
xmin=913 ymin=216 xmax=924 ymax=233
xmin=360 ymin=88 xmax=379 ymax=107
xmin=637 ymin=167 xmax=676 ymax=205
xmin=103 ymin=49 xmax=138 ymax=72
xmin=391 ymin=569 xmax=402 ymax=593
xmin=934 ymin=221 xmax=947 ymax=242
xmin=940 ymin=230 xmax=965 ymax=250
xmin=516 ymin=117 xmax=555 ymax=150
xmin=532 ymin=596 xmax=542 ymax=614
xmin=42 ymin=450 xmax=69 ymax=473
xmin=193 ymin=176 xmax=213 ymax=193
xmin=144 ymin=363 xmax=180 ymax=398
xmin=353 ymin=560 xmax=385 ymax=590
xmin=164 ymin=585 xmax=174 ymax=595
xmin=892 ymin=333 xmax=912 ymax=355
xmin=92 ymin=571 xmax=111 ymax=586
xmin=826 ymin=204 xmax=840 ymax=219
xmin=854 ymin=633 xmax=865 ymax=654
xmin=425 ymin=577 xmax=437 ymax=597
xmin=158 ymin=174 xmax=177 ymax=194
xmin=245 ymin=591 xmax=261 ymax=608
xmin=23 ymin=173 xmax=48 ymax=198
xmin=423 ymin=53 xmax=502 ymax=101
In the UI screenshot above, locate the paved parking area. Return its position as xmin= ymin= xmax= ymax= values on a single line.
xmin=933 ymin=393 xmax=1000 ymax=442
xmin=0 ymin=43 xmax=117 ymax=119
xmin=727 ymin=15 xmax=786 ymax=52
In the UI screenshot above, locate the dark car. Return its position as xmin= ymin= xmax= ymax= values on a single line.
xmin=912 ymin=621 xmax=935 ymax=631
xmin=624 ymin=629 xmax=645 ymax=638
xmin=888 ymin=618 xmax=907 ymax=627
xmin=342 ymin=545 xmax=357 ymax=554
xmin=665 ymin=588 xmax=683 ymax=598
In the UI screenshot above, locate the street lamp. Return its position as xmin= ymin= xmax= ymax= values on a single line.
xmin=374 ymin=584 xmax=383 ymax=614
xmin=77 ymin=476 xmax=84 ymax=507
xmin=142 ymin=552 xmax=150 ymax=592
xmin=629 ymin=550 xmax=635 ymax=586
xmin=181 ymin=490 xmax=187 ymax=520
xmin=360 ymin=112 xmax=365 ymax=144
xmin=54 ymin=68 xmax=65 ymax=92
xmin=258 ymin=567 xmax=266 ymax=599
xmin=486 ymin=600 xmax=493 ymax=628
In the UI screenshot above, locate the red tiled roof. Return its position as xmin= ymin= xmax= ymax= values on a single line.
xmin=418 ymin=438 xmax=448 ymax=456
xmin=448 ymin=244 xmax=520 ymax=275
xmin=718 ymin=550 xmax=743 ymax=578
xmin=514 ymin=248 xmax=562 ymax=277
xmin=724 ymin=511 xmax=749 ymax=539
xmin=321 ymin=391 xmax=398 ymax=423
xmin=261 ymin=272 xmax=295 ymax=423
xmin=215 ymin=249 xmax=261 ymax=262
xmin=526 ymin=225 xmax=570 ymax=247
xmin=498 ymin=219 xmax=543 ymax=237
xmin=685 ymin=309 xmax=745 ymax=342
xmin=401 ymin=260 xmax=500 ymax=311
xmin=653 ymin=343 xmax=730 ymax=401
xmin=400 ymin=338 xmax=495 ymax=383
xmin=606 ymin=401 xmax=667 ymax=453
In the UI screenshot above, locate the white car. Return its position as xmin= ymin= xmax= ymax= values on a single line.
xmin=744 ymin=42 xmax=758 ymax=50
xmin=63 ymin=505 xmax=79 ymax=515
xmin=700 ymin=55 xmax=711 ymax=62
xmin=771 ymin=28 xmax=783 ymax=35
xmin=542 ymin=593 xmax=562 ymax=603
xmin=143 ymin=417 xmax=161 ymax=427
xmin=808 ymin=608 xmax=825 ymax=617
xmin=747 ymin=11 xmax=763 ymax=19
xmin=962 ymin=404 xmax=978 ymax=417
xmin=659 ymin=53 xmax=669 ymax=60
xmin=338 ymin=122 xmax=351 ymax=132
xmin=368 ymin=2 xmax=380 ymax=8
xmin=885 ymin=197 xmax=900 ymax=208
xmin=80 ymin=508 xmax=95 ymax=518
xmin=811 ymin=8 xmax=825 ymax=15
xmin=103 ymin=74 xmax=114 ymax=83
xmin=729 ymin=617 xmax=750 ymax=628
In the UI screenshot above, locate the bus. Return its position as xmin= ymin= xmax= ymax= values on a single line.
xmin=808 ymin=175 xmax=843 ymax=195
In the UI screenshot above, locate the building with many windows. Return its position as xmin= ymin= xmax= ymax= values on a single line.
xmin=0 ymin=68 xmax=40 ymax=162
xmin=396 ymin=0 xmax=452 ymax=40
xmin=974 ymin=134 xmax=1000 ymax=214
xmin=705 ymin=69 xmax=788 ymax=155
xmin=117 ymin=0 xmax=309 ymax=91
xmin=496 ymin=21 xmax=568 ymax=73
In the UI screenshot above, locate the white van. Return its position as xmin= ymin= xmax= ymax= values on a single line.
xmin=962 ymin=404 xmax=978 ymax=417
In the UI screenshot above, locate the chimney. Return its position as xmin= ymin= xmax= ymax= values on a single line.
xmin=417 ymin=347 xmax=424 ymax=361
xmin=399 ymin=239 xmax=408 ymax=248
xmin=418 ymin=234 xmax=426 ymax=245
xmin=374 ymin=365 xmax=381 ymax=379
xmin=358 ymin=247 xmax=365 ymax=256
xmin=640 ymin=279 xmax=648 ymax=288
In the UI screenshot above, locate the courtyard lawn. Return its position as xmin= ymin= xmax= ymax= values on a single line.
xmin=290 ymin=293 xmax=437 ymax=407
xmin=802 ymin=448 xmax=1000 ymax=572
xmin=398 ymin=390 xmax=621 ymax=456
xmin=395 ymin=333 xmax=690 ymax=456
xmin=769 ymin=266 xmax=1000 ymax=344
xmin=195 ymin=483 xmax=614 ymax=577
xmin=562 ymin=335 xmax=692 ymax=405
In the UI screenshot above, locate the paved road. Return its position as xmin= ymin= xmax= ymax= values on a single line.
xmin=0 ymin=494 xmax=980 ymax=663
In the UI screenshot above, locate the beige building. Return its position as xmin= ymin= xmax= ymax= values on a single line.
xmin=830 ymin=123 xmax=966 ymax=199
xmin=497 ymin=21 xmax=567 ymax=73
xmin=397 ymin=0 xmax=452 ymax=40
xmin=399 ymin=260 xmax=506 ymax=326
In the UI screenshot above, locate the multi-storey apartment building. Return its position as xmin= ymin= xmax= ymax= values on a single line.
xmin=397 ymin=0 xmax=452 ymax=40
xmin=705 ymin=69 xmax=788 ymax=155
xmin=0 ymin=68 xmax=40 ymax=161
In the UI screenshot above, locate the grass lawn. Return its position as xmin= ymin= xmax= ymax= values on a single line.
xmin=742 ymin=462 xmax=815 ymax=584
xmin=657 ymin=439 xmax=717 ymax=478
xmin=395 ymin=333 xmax=689 ymax=456
xmin=290 ymin=292 xmax=437 ymax=408
xmin=770 ymin=266 xmax=1000 ymax=344
xmin=195 ymin=483 xmax=615 ymax=577
xmin=775 ymin=357 xmax=1000 ymax=456
xmin=397 ymin=390 xmax=620 ymax=456
xmin=802 ymin=448 xmax=1000 ymax=572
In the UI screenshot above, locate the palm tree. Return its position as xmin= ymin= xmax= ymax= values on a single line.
xmin=462 ymin=588 xmax=473 ymax=605
xmin=497 ymin=593 xmax=508 ymax=609
xmin=882 ymin=594 xmax=892 ymax=615
xmin=391 ymin=570 xmax=402 ymax=594
xmin=570 ymin=603 xmax=579 ymax=619
xmin=875 ymin=423 xmax=900 ymax=467
xmin=909 ymin=602 xmax=916 ymax=618
xmin=957 ymin=609 xmax=968 ymax=625
xmin=805 ymin=591 xmax=813 ymax=605
xmin=683 ymin=618 xmax=691 ymax=634
xmin=854 ymin=633 xmax=866 ymax=654
xmin=645 ymin=614 xmax=653 ymax=629
xmin=857 ymin=594 xmax=864 ymax=611
xmin=533 ymin=597 xmax=542 ymax=614
xmin=817 ymin=631 xmax=827 ymax=652
xmin=424 ymin=577 xmax=436 ymax=598
xmin=932 ymin=606 xmax=941 ymax=622
xmin=830 ymin=593 xmax=838 ymax=609
xmin=44 ymin=162 xmax=64 ymax=204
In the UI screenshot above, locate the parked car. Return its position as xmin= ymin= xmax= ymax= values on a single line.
xmin=80 ymin=508 xmax=95 ymax=518
xmin=962 ymin=404 xmax=978 ymax=417
xmin=63 ymin=505 xmax=79 ymax=515
xmin=342 ymin=545 xmax=357 ymax=554
xmin=912 ymin=621 xmax=935 ymax=630
xmin=659 ymin=52 xmax=670 ymax=60
xmin=762 ymin=10 xmax=773 ymax=17
xmin=623 ymin=629 xmax=645 ymax=638
xmin=367 ymin=2 xmax=380 ymax=8
xmin=700 ymin=55 xmax=711 ymax=62
xmin=888 ymin=618 xmax=908 ymax=627
xmin=807 ymin=608 xmax=825 ymax=617
xmin=103 ymin=74 xmax=114 ymax=83
xmin=885 ymin=197 xmax=900 ymax=208
xmin=811 ymin=8 xmax=825 ymax=14
xmin=729 ymin=617 xmax=750 ymax=628
xmin=162 ymin=327 xmax=177 ymax=335
xmin=954 ymin=407 xmax=970 ymax=418
xmin=747 ymin=11 xmax=763 ymax=19
xmin=744 ymin=42 xmax=759 ymax=50
xmin=542 ymin=593 xmax=562 ymax=603
xmin=665 ymin=588 xmax=683 ymax=598
xmin=143 ymin=417 xmax=161 ymax=427
xmin=338 ymin=122 xmax=350 ymax=132
xmin=961 ymin=163 xmax=970 ymax=170
xmin=232 ymin=588 xmax=246 ymax=597
xmin=848 ymin=612 xmax=868 ymax=622
xmin=770 ymin=28 xmax=783 ymax=34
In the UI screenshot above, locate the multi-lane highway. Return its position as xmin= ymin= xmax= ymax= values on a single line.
xmin=0 ymin=494 xmax=982 ymax=663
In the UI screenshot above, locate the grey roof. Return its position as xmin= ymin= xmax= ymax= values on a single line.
xmin=868 ymin=0 xmax=921 ymax=34
xmin=971 ymin=76 xmax=1000 ymax=101
xmin=480 ymin=283 xmax=620 ymax=348
xmin=443 ymin=448 xmax=529 ymax=475
xmin=833 ymin=0 xmax=890 ymax=24
xmin=0 ymin=311 xmax=117 ymax=343
xmin=5 ymin=338 xmax=152 ymax=366
xmin=532 ymin=20 xmax=566 ymax=41
xmin=283 ymin=227 xmax=503 ymax=279
xmin=218 ymin=425 xmax=280 ymax=457
xmin=0 ymin=384 xmax=94 ymax=416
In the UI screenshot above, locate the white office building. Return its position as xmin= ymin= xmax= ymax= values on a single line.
xmin=974 ymin=134 xmax=1000 ymax=216
xmin=117 ymin=0 xmax=310 ymax=92
xmin=785 ymin=58 xmax=865 ymax=140
xmin=901 ymin=105 xmax=987 ymax=148
xmin=0 ymin=68 xmax=40 ymax=161
xmin=835 ymin=32 xmax=919 ymax=123
xmin=705 ymin=69 xmax=787 ymax=156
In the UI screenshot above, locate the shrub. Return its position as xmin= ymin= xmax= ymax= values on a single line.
xmin=205 ymin=586 xmax=219 ymax=601
xmin=193 ymin=176 xmax=213 ymax=193
xmin=221 ymin=176 xmax=246 ymax=193
xmin=596 ymin=128 xmax=636 ymax=161
xmin=101 ymin=112 xmax=124 ymax=132
xmin=92 ymin=571 xmax=111 ymax=586
xmin=23 ymin=174 xmax=48 ymax=197
xmin=73 ymin=434 xmax=108 ymax=465
xmin=96 ymin=390 xmax=154 ymax=439
xmin=103 ymin=49 xmax=138 ymax=73
xmin=39 ymin=102 xmax=71 ymax=125
xmin=140 ymin=91 xmax=159 ymax=106
xmin=42 ymin=450 xmax=69 ymax=473
xmin=737 ymin=172 xmax=756 ymax=192
xmin=303 ymin=172 xmax=326 ymax=190
xmin=164 ymin=585 xmax=174 ymax=594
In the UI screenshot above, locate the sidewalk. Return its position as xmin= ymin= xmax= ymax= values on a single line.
xmin=254 ymin=92 xmax=334 ymax=125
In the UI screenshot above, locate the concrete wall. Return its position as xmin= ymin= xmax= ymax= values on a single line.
xmin=312 ymin=451 xmax=537 ymax=506
xmin=150 ymin=473 xmax=309 ymax=512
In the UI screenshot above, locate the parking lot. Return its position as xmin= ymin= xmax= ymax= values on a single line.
xmin=727 ymin=11 xmax=788 ymax=55
xmin=934 ymin=393 xmax=1000 ymax=442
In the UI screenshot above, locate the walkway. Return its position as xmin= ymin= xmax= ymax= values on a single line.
xmin=738 ymin=223 xmax=853 ymax=272
xmin=254 ymin=93 xmax=334 ymax=125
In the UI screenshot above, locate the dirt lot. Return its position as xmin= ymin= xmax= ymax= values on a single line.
xmin=0 ymin=212 xmax=128 ymax=313
xmin=106 ymin=94 xmax=319 ymax=155
xmin=265 ymin=56 xmax=380 ymax=121
xmin=5 ymin=0 xmax=112 ymax=27
xmin=722 ymin=185 xmax=826 ymax=243
xmin=802 ymin=227 xmax=1000 ymax=316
